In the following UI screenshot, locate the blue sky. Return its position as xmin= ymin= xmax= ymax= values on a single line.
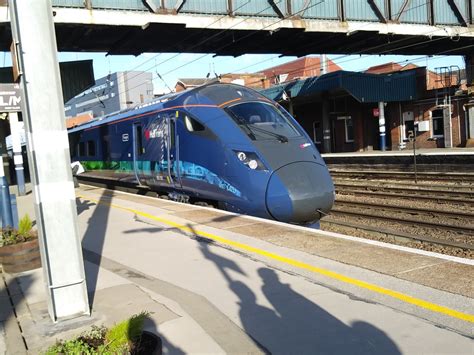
xmin=2 ymin=51 xmax=465 ymax=95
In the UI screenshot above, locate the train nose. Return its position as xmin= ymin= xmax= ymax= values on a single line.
xmin=265 ymin=162 xmax=335 ymax=224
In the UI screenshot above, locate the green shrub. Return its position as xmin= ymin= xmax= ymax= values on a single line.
xmin=0 ymin=214 xmax=35 ymax=247
xmin=105 ymin=311 xmax=149 ymax=353
xmin=18 ymin=214 xmax=33 ymax=238
xmin=44 ymin=339 xmax=94 ymax=355
xmin=44 ymin=313 xmax=150 ymax=354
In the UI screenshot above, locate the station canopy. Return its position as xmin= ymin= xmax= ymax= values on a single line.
xmin=261 ymin=70 xmax=418 ymax=103
xmin=0 ymin=59 xmax=94 ymax=103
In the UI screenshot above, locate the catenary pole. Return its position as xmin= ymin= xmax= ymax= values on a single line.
xmin=9 ymin=0 xmax=89 ymax=321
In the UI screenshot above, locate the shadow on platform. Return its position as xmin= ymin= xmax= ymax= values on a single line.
xmin=199 ymin=239 xmax=402 ymax=354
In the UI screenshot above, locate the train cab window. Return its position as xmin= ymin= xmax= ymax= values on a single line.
xmin=184 ymin=115 xmax=205 ymax=132
xmin=87 ymin=140 xmax=96 ymax=157
xmin=78 ymin=142 xmax=85 ymax=156
xmin=226 ymin=101 xmax=300 ymax=141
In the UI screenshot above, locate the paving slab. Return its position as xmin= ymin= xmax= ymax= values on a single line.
xmin=4 ymin=185 xmax=473 ymax=354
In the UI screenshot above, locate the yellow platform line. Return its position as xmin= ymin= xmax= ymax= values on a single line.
xmin=78 ymin=194 xmax=474 ymax=324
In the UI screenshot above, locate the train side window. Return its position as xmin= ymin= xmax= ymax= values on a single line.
xmin=87 ymin=140 xmax=96 ymax=157
xmin=184 ymin=115 xmax=205 ymax=132
xmin=78 ymin=142 xmax=85 ymax=156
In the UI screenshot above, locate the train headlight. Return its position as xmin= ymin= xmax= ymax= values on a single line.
xmin=248 ymin=160 xmax=258 ymax=170
xmin=237 ymin=152 xmax=247 ymax=161
xmin=233 ymin=150 xmax=266 ymax=171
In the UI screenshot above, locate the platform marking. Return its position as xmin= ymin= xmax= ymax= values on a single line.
xmin=78 ymin=194 xmax=474 ymax=324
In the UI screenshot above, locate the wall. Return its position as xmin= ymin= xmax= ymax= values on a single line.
xmin=390 ymin=97 xmax=469 ymax=150
xmin=65 ymin=71 xmax=154 ymax=118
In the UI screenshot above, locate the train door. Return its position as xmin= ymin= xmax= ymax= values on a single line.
xmin=132 ymin=122 xmax=144 ymax=183
xmin=167 ymin=113 xmax=182 ymax=188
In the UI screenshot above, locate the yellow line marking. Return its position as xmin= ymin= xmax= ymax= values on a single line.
xmin=78 ymin=194 xmax=474 ymax=324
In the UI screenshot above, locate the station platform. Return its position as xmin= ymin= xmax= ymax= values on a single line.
xmin=1 ymin=184 xmax=473 ymax=354
xmin=322 ymin=147 xmax=474 ymax=158
xmin=322 ymin=147 xmax=474 ymax=172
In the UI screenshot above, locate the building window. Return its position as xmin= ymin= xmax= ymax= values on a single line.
xmin=432 ymin=109 xmax=444 ymax=137
xmin=338 ymin=116 xmax=354 ymax=143
xmin=78 ymin=142 xmax=85 ymax=156
xmin=402 ymin=111 xmax=414 ymax=141
xmin=312 ymin=121 xmax=322 ymax=144
xmin=87 ymin=140 xmax=96 ymax=157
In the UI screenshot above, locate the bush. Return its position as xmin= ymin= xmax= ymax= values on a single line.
xmin=18 ymin=214 xmax=33 ymax=238
xmin=44 ymin=313 xmax=150 ymax=354
xmin=105 ymin=311 xmax=148 ymax=353
xmin=0 ymin=214 xmax=35 ymax=247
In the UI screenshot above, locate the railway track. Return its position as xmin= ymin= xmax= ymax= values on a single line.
xmin=334 ymin=200 xmax=474 ymax=220
xmin=335 ymin=182 xmax=474 ymax=201
xmin=320 ymin=219 xmax=474 ymax=252
xmin=327 ymin=172 xmax=474 ymax=256
xmin=330 ymin=170 xmax=474 ymax=183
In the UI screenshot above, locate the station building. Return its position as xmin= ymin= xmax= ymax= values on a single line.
xmin=260 ymin=62 xmax=470 ymax=152
xmin=65 ymin=71 xmax=154 ymax=120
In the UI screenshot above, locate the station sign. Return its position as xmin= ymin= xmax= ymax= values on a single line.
xmin=0 ymin=83 xmax=21 ymax=112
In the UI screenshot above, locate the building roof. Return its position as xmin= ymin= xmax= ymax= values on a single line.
xmin=176 ymin=78 xmax=209 ymax=87
xmin=365 ymin=62 xmax=404 ymax=74
xmin=261 ymin=56 xmax=342 ymax=83
xmin=261 ymin=70 xmax=418 ymax=103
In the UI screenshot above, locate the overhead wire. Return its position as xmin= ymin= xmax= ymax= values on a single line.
xmin=109 ymin=0 xmax=328 ymax=100
xmin=117 ymin=0 xmax=277 ymax=85
xmin=89 ymin=1 xmax=472 ymax=110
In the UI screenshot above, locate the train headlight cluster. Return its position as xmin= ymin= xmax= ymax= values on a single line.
xmin=234 ymin=151 xmax=266 ymax=171
xmin=248 ymin=160 xmax=258 ymax=170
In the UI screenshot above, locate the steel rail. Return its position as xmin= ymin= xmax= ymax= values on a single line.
xmin=335 ymin=200 xmax=474 ymax=219
xmin=330 ymin=170 xmax=474 ymax=182
xmin=333 ymin=179 xmax=474 ymax=193
xmin=321 ymin=218 xmax=474 ymax=251
xmin=335 ymin=182 xmax=474 ymax=197
xmin=336 ymin=188 xmax=474 ymax=206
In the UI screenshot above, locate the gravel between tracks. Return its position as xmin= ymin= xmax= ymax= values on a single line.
xmin=321 ymin=221 xmax=474 ymax=259
xmin=335 ymin=193 xmax=474 ymax=214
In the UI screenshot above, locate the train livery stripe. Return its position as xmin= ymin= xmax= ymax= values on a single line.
xmin=218 ymin=98 xmax=241 ymax=107
xmin=78 ymin=194 xmax=474 ymax=324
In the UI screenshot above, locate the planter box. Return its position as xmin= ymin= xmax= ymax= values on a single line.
xmin=0 ymin=238 xmax=41 ymax=273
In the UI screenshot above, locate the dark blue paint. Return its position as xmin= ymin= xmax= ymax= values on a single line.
xmin=69 ymin=83 xmax=335 ymax=224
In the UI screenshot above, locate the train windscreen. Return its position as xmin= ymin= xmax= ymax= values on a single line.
xmin=225 ymin=101 xmax=301 ymax=142
xmin=196 ymin=84 xmax=262 ymax=105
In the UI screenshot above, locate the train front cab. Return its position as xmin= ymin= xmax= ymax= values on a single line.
xmin=220 ymin=98 xmax=335 ymax=224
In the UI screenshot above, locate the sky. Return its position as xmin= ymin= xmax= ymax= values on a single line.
xmin=1 ymin=50 xmax=466 ymax=95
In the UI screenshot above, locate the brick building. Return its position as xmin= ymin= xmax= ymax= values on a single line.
xmin=261 ymin=63 xmax=470 ymax=152
xmin=175 ymin=73 xmax=268 ymax=92
xmin=261 ymin=56 xmax=342 ymax=85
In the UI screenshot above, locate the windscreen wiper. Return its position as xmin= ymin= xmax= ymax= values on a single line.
xmin=248 ymin=125 xmax=288 ymax=143
xmin=225 ymin=109 xmax=257 ymax=140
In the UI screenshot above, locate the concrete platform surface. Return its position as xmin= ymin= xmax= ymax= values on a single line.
xmin=1 ymin=185 xmax=473 ymax=354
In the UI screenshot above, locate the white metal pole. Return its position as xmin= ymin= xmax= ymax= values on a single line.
xmin=378 ymin=101 xmax=386 ymax=151
xmin=9 ymin=0 xmax=89 ymax=321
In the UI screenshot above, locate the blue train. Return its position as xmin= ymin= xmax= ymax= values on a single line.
xmin=68 ymin=83 xmax=334 ymax=224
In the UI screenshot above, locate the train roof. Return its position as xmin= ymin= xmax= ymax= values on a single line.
xmin=68 ymin=82 xmax=269 ymax=133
